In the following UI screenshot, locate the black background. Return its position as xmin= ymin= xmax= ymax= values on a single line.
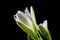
xmin=0 ymin=0 xmax=59 ymax=40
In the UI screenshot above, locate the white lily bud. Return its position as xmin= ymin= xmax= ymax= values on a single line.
xmin=39 ymin=20 xmax=52 ymax=40
xmin=14 ymin=10 xmax=34 ymax=32
xmin=14 ymin=6 xmax=39 ymax=34
xmin=40 ymin=20 xmax=48 ymax=31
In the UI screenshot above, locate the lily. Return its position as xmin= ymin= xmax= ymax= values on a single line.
xmin=14 ymin=6 xmax=38 ymax=34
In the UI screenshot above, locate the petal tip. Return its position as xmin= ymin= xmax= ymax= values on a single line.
xmin=43 ymin=20 xmax=47 ymax=26
xmin=17 ymin=10 xmax=21 ymax=13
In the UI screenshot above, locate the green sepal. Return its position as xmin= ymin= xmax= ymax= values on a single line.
xmin=17 ymin=22 xmax=35 ymax=36
xmin=39 ymin=25 xmax=52 ymax=40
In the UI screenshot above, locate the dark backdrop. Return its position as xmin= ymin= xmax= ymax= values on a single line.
xmin=0 ymin=0 xmax=59 ymax=40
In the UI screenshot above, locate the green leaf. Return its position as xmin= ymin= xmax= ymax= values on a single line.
xmin=39 ymin=25 xmax=52 ymax=40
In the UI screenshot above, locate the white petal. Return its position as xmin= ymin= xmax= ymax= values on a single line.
xmin=43 ymin=20 xmax=47 ymax=28
xmin=30 ymin=6 xmax=37 ymax=24
xmin=30 ymin=6 xmax=39 ymax=29
xmin=14 ymin=15 xmax=22 ymax=23
xmin=24 ymin=7 xmax=31 ymax=18
xmin=30 ymin=6 xmax=34 ymax=19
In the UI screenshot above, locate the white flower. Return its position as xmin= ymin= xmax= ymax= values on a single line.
xmin=14 ymin=6 xmax=38 ymax=33
xmin=39 ymin=20 xmax=48 ymax=31
xmin=14 ymin=10 xmax=34 ymax=32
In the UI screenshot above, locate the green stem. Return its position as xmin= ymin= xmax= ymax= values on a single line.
xmin=37 ymin=32 xmax=43 ymax=40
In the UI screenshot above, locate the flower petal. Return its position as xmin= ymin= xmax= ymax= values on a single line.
xmin=30 ymin=6 xmax=39 ymax=30
xmin=30 ymin=6 xmax=36 ymax=24
xmin=16 ymin=11 xmax=32 ymax=26
xmin=43 ymin=20 xmax=47 ymax=28
xmin=24 ymin=7 xmax=31 ymax=18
